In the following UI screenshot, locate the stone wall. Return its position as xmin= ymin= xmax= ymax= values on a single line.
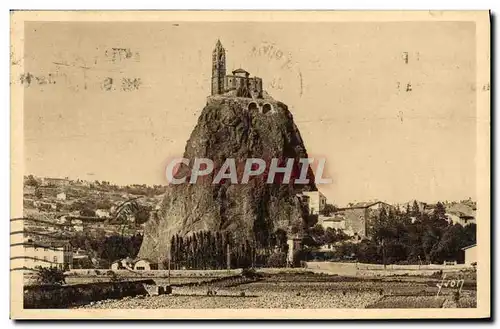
xmin=305 ymin=261 xmax=473 ymax=277
xmin=24 ymin=279 xmax=155 ymax=309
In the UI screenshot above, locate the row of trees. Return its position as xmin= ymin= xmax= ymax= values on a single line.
xmin=169 ymin=230 xmax=290 ymax=270
xmin=365 ymin=201 xmax=476 ymax=264
xmin=303 ymin=201 xmax=476 ymax=265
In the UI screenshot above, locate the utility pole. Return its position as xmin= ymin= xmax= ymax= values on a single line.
xmin=251 ymin=244 xmax=255 ymax=269
xmin=381 ymin=239 xmax=387 ymax=270
xmin=226 ymin=243 xmax=231 ymax=272
xmin=168 ymin=257 xmax=171 ymax=285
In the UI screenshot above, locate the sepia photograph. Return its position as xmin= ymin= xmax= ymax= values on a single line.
xmin=9 ymin=10 xmax=491 ymax=319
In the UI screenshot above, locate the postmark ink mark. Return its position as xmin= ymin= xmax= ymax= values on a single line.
xmin=298 ymin=70 xmax=303 ymax=97
xmin=102 ymin=77 xmax=114 ymax=91
xmin=269 ymin=77 xmax=283 ymax=90
xmin=402 ymin=52 xmax=409 ymax=64
xmin=121 ymin=78 xmax=141 ymax=91
xmin=250 ymin=41 xmax=295 ymax=71
xmin=397 ymin=111 xmax=404 ymax=123
xmin=20 ymin=73 xmax=57 ymax=87
xmin=249 ymin=41 xmax=303 ymax=97
xmin=105 ymin=48 xmax=140 ymax=63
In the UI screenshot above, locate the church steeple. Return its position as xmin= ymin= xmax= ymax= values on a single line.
xmin=211 ymin=39 xmax=226 ymax=95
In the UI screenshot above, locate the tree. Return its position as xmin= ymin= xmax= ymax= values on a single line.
xmin=134 ymin=206 xmax=151 ymax=224
xmin=411 ymin=200 xmax=421 ymax=217
xmin=323 ymin=228 xmax=337 ymax=244
xmin=35 ymin=266 xmax=66 ymax=285
xmin=292 ymin=249 xmax=307 ymax=267
xmin=95 ymin=198 xmax=113 ymax=210
xmin=357 ymin=240 xmax=380 ymax=263
xmin=25 ymin=175 xmax=39 ymax=187
xmin=384 ymin=241 xmax=408 ymax=264
xmin=274 ymin=228 xmax=287 ymax=251
xmin=34 ymin=188 xmax=43 ymax=199
xmin=80 ymin=208 xmax=96 ymax=217
xmin=320 ymin=203 xmax=337 ymax=216
xmin=309 ymin=224 xmax=325 ymax=239
xmin=267 ymin=252 xmax=287 ymax=267
xmin=434 ymin=202 xmax=447 ymax=220
xmin=430 ymin=223 xmax=476 ymax=263
xmin=335 ymin=242 xmax=358 ymax=260
xmin=108 ymin=270 xmax=121 ymax=282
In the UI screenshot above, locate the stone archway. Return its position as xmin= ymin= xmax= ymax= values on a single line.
xmin=262 ymin=103 xmax=273 ymax=114
xmin=248 ymin=102 xmax=258 ymax=111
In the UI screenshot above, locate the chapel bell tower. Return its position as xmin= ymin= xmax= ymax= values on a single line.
xmin=211 ymin=39 xmax=226 ymax=95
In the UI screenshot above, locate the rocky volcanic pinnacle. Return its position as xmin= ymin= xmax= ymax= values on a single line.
xmin=138 ymin=94 xmax=317 ymax=262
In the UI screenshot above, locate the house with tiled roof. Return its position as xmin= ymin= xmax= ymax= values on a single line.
xmin=446 ymin=202 xmax=476 ymax=226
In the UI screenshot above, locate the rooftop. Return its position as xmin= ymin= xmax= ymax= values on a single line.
xmin=232 ymin=68 xmax=249 ymax=74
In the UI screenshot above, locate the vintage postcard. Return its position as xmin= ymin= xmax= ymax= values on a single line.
xmin=10 ymin=11 xmax=490 ymax=319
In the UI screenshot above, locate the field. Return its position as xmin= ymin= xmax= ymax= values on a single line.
xmin=76 ymin=270 xmax=477 ymax=309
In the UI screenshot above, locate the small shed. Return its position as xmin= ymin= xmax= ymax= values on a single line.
xmin=134 ymin=259 xmax=158 ymax=271
xmin=461 ymin=244 xmax=477 ymax=265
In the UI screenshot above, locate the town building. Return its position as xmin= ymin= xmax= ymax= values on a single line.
xmin=447 ymin=213 xmax=476 ymax=226
xmin=446 ymin=202 xmax=476 ymax=226
xmin=33 ymin=201 xmax=57 ymax=211
xmin=134 ymin=259 xmax=158 ymax=271
xmin=24 ymin=186 xmax=36 ymax=197
xmin=23 ymin=241 xmax=73 ymax=270
xmin=95 ymin=209 xmax=110 ymax=218
xmin=72 ymin=248 xmax=91 ymax=268
xmin=302 ymin=191 xmax=327 ymax=215
xmin=56 ymin=192 xmax=66 ymax=200
xmin=318 ymin=215 xmax=346 ymax=230
xmin=333 ymin=201 xmax=392 ymax=238
xmin=55 ymin=215 xmax=68 ymax=225
xmin=41 ymin=177 xmax=70 ymax=187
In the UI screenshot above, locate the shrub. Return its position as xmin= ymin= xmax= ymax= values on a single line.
xmin=458 ymin=297 xmax=477 ymax=308
xmin=34 ymin=189 xmax=43 ymax=199
xmin=292 ymin=250 xmax=307 ymax=267
xmin=430 ymin=270 xmax=443 ymax=278
xmin=241 ymin=267 xmax=260 ymax=279
xmin=35 ymin=267 xmax=66 ymax=285
xmin=108 ymin=271 xmax=121 ymax=282
xmin=25 ymin=175 xmax=40 ymax=187
xmin=80 ymin=208 xmax=96 ymax=217
xmin=267 ymin=252 xmax=287 ymax=268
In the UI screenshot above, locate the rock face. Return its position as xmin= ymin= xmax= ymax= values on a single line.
xmin=138 ymin=94 xmax=316 ymax=262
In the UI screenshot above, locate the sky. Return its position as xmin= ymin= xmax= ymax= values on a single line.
xmin=22 ymin=21 xmax=477 ymax=206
